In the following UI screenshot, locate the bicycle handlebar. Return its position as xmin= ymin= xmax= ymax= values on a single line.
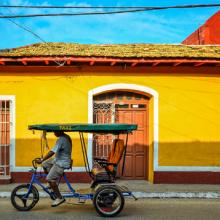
xmin=32 ymin=158 xmax=42 ymax=169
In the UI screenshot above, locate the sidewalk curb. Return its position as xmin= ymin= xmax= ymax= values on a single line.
xmin=132 ymin=192 xmax=220 ymax=199
xmin=1 ymin=191 xmax=220 ymax=199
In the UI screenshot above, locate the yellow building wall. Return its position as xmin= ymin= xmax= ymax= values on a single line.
xmin=0 ymin=68 xmax=220 ymax=175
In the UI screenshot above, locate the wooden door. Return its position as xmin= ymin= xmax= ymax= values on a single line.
xmin=116 ymin=107 xmax=148 ymax=179
xmin=93 ymin=91 xmax=149 ymax=180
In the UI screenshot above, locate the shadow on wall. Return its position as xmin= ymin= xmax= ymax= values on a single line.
xmin=8 ymin=139 xmax=220 ymax=183
xmin=13 ymin=138 xmax=220 ymax=175
xmin=15 ymin=137 xmax=87 ymax=167
xmin=14 ymin=139 xmax=220 ymax=167
xmin=158 ymin=141 xmax=220 ymax=166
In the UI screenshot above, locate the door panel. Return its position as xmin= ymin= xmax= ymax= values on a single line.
xmin=135 ymin=130 xmax=145 ymax=153
xmin=136 ymin=155 xmax=145 ymax=177
xmin=116 ymin=109 xmax=148 ymax=179
xmin=134 ymin=111 xmax=145 ymax=128
xmin=121 ymin=155 xmax=133 ymax=178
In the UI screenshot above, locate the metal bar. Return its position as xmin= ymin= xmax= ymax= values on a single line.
xmin=95 ymin=135 xmax=98 ymax=157
xmin=122 ymin=133 xmax=129 ymax=176
xmin=63 ymin=173 xmax=75 ymax=193
xmin=2 ymin=100 xmax=4 ymax=176
xmin=4 ymin=100 xmax=6 ymax=176
xmin=81 ymin=132 xmax=91 ymax=172
xmin=0 ymin=144 xmax=9 ymax=147
xmin=6 ymin=100 xmax=9 ymax=175
xmin=79 ymin=132 xmax=92 ymax=178
xmin=7 ymin=100 xmax=11 ymax=175
xmin=0 ymin=101 xmax=1 ymax=172
xmin=102 ymin=134 xmax=104 ymax=157
xmin=8 ymin=101 xmax=11 ymax=176
xmin=79 ymin=132 xmax=88 ymax=173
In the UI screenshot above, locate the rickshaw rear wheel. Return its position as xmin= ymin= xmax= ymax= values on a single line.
xmin=93 ymin=185 xmax=124 ymax=217
xmin=11 ymin=184 xmax=39 ymax=211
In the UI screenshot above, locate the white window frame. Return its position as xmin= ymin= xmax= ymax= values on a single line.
xmin=0 ymin=95 xmax=15 ymax=176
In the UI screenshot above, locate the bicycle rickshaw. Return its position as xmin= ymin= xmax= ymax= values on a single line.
xmin=11 ymin=123 xmax=138 ymax=217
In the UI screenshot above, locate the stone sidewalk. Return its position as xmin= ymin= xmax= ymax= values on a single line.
xmin=1 ymin=180 xmax=220 ymax=199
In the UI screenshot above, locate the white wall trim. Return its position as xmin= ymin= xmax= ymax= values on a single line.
xmin=0 ymin=96 xmax=16 ymax=174
xmin=155 ymin=166 xmax=220 ymax=172
xmin=88 ymin=83 xmax=159 ymax=173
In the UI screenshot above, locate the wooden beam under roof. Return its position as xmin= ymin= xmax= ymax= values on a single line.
xmin=194 ymin=62 xmax=205 ymax=67
xmin=173 ymin=62 xmax=183 ymax=67
xmin=152 ymin=62 xmax=160 ymax=66
xmin=44 ymin=60 xmax=49 ymax=65
xmin=21 ymin=60 xmax=27 ymax=65
xmin=0 ymin=57 xmax=220 ymax=67
xmin=90 ymin=61 xmax=95 ymax=66
xmin=131 ymin=62 xmax=138 ymax=67
xmin=110 ymin=61 xmax=117 ymax=66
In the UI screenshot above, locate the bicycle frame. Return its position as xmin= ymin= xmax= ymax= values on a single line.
xmin=25 ymin=168 xmax=134 ymax=202
xmin=26 ymin=170 xmax=93 ymax=200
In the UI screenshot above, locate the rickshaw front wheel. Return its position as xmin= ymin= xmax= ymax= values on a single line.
xmin=93 ymin=186 xmax=124 ymax=217
xmin=11 ymin=184 xmax=39 ymax=211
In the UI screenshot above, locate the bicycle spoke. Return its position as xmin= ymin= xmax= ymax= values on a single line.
xmin=22 ymin=199 xmax=27 ymax=207
xmin=15 ymin=193 xmax=26 ymax=200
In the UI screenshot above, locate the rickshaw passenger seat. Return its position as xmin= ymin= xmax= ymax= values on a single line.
xmin=107 ymin=139 xmax=124 ymax=173
xmin=91 ymin=139 xmax=124 ymax=179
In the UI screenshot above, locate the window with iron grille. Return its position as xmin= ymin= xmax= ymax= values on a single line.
xmin=0 ymin=100 xmax=11 ymax=177
xmin=93 ymin=102 xmax=115 ymax=159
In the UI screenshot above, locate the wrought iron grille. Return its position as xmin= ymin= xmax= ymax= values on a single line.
xmin=93 ymin=102 xmax=115 ymax=159
xmin=0 ymin=100 xmax=10 ymax=177
xmin=93 ymin=102 xmax=115 ymax=124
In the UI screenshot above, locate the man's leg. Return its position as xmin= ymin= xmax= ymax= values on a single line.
xmin=42 ymin=159 xmax=53 ymax=174
xmin=42 ymin=159 xmax=54 ymax=189
xmin=48 ymin=181 xmax=62 ymax=199
xmin=46 ymin=164 xmax=65 ymax=207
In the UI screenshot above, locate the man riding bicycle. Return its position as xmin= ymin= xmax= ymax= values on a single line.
xmin=36 ymin=131 xmax=72 ymax=207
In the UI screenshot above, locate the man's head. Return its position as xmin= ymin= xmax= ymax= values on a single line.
xmin=54 ymin=131 xmax=64 ymax=137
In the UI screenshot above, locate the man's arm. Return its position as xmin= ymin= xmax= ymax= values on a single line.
xmin=36 ymin=137 xmax=61 ymax=164
xmin=36 ymin=151 xmax=55 ymax=164
xmin=42 ymin=151 xmax=55 ymax=162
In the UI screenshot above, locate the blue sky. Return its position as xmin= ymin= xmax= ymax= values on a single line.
xmin=0 ymin=0 xmax=219 ymax=49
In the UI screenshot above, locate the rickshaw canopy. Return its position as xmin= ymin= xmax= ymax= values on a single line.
xmin=28 ymin=123 xmax=137 ymax=134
